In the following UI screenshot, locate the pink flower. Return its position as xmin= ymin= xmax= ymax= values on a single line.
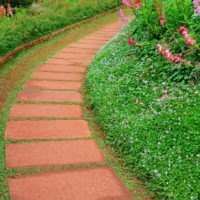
xmin=166 ymin=56 xmax=173 ymax=61
xmin=160 ymin=96 xmax=170 ymax=100
xmin=128 ymin=38 xmax=137 ymax=45
xmin=185 ymin=61 xmax=191 ymax=65
xmin=162 ymin=89 xmax=171 ymax=94
xmin=157 ymin=44 xmax=162 ymax=52
xmin=165 ymin=49 xmax=171 ymax=56
xmin=181 ymin=30 xmax=189 ymax=38
xmin=159 ymin=14 xmax=165 ymax=18
xmin=160 ymin=19 xmax=165 ymax=25
xmin=186 ymin=38 xmax=195 ymax=45
xmin=117 ymin=40 xmax=121 ymax=43
xmin=178 ymin=26 xmax=187 ymax=31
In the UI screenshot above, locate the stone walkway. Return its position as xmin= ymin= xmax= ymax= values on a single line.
xmin=5 ymin=21 xmax=134 ymax=200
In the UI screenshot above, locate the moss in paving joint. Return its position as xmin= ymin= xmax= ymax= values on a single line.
xmin=36 ymin=70 xmax=86 ymax=74
xmin=21 ymin=88 xmax=82 ymax=92
xmin=6 ymin=162 xmax=108 ymax=179
xmin=29 ymin=78 xmax=83 ymax=82
xmin=8 ymin=117 xmax=86 ymax=121
xmin=15 ymin=101 xmax=82 ymax=105
xmin=6 ymin=137 xmax=93 ymax=144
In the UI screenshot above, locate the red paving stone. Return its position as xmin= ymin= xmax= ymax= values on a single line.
xmin=62 ymin=47 xmax=97 ymax=54
xmin=78 ymin=39 xmax=108 ymax=45
xmin=17 ymin=90 xmax=81 ymax=102
xmin=6 ymin=140 xmax=106 ymax=168
xmin=84 ymin=35 xmax=111 ymax=40
xmin=23 ymin=80 xmax=82 ymax=90
xmin=69 ymin=43 xmax=103 ymax=49
xmin=5 ymin=120 xmax=91 ymax=140
xmin=30 ymin=71 xmax=84 ymax=81
xmin=99 ymin=29 xmax=119 ymax=33
xmin=46 ymin=58 xmax=91 ymax=65
xmin=37 ymin=64 xmax=86 ymax=72
xmin=93 ymin=31 xmax=117 ymax=36
xmin=53 ymin=52 xmax=94 ymax=59
xmin=8 ymin=166 xmax=133 ymax=200
xmin=9 ymin=104 xmax=83 ymax=118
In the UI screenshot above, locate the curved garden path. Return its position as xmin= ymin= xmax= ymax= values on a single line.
xmin=4 ymin=20 xmax=134 ymax=199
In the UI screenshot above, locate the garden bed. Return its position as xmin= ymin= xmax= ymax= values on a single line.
xmin=86 ymin=0 xmax=200 ymax=199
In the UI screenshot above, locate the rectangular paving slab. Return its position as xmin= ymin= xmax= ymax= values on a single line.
xmin=78 ymin=39 xmax=107 ymax=45
xmin=61 ymin=47 xmax=97 ymax=54
xmin=30 ymin=72 xmax=84 ymax=81
xmin=53 ymin=53 xmax=94 ymax=59
xmin=8 ymin=166 xmax=133 ymax=200
xmin=6 ymin=140 xmax=106 ymax=168
xmin=46 ymin=58 xmax=91 ymax=65
xmin=23 ymin=80 xmax=82 ymax=90
xmin=93 ymin=31 xmax=117 ymax=36
xmin=83 ymin=35 xmax=111 ymax=40
xmin=69 ymin=43 xmax=103 ymax=49
xmin=9 ymin=104 xmax=83 ymax=118
xmin=5 ymin=120 xmax=91 ymax=140
xmin=37 ymin=64 xmax=86 ymax=73
xmin=16 ymin=90 xmax=82 ymax=103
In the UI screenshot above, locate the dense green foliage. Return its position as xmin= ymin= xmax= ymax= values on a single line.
xmin=86 ymin=27 xmax=200 ymax=199
xmin=86 ymin=0 xmax=200 ymax=199
xmin=0 ymin=0 xmax=121 ymax=56
xmin=0 ymin=0 xmax=34 ymax=7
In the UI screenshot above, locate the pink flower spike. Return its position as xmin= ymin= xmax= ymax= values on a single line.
xmin=160 ymin=19 xmax=165 ymax=25
xmin=186 ymin=38 xmax=195 ymax=46
xmin=159 ymin=14 xmax=165 ymax=19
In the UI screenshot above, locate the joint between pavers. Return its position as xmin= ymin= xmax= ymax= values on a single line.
xmin=6 ymin=137 xmax=94 ymax=144
xmin=29 ymin=78 xmax=83 ymax=82
xmin=15 ymin=101 xmax=83 ymax=105
xmin=8 ymin=117 xmax=85 ymax=121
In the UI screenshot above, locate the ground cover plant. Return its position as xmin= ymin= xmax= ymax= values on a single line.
xmin=0 ymin=0 xmax=121 ymax=56
xmin=86 ymin=0 xmax=200 ymax=199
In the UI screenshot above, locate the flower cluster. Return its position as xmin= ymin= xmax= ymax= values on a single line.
xmin=159 ymin=14 xmax=165 ymax=25
xmin=178 ymin=26 xmax=196 ymax=46
xmin=153 ymin=2 xmax=164 ymax=12
xmin=119 ymin=8 xmax=129 ymax=28
xmin=193 ymin=0 xmax=200 ymax=14
xmin=157 ymin=44 xmax=191 ymax=65
xmin=122 ymin=0 xmax=132 ymax=7
xmin=128 ymin=37 xmax=137 ymax=45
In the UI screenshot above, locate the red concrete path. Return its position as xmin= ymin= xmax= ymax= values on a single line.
xmin=5 ymin=19 xmax=134 ymax=200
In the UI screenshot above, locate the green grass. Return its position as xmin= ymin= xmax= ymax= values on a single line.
xmin=85 ymin=22 xmax=200 ymax=200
